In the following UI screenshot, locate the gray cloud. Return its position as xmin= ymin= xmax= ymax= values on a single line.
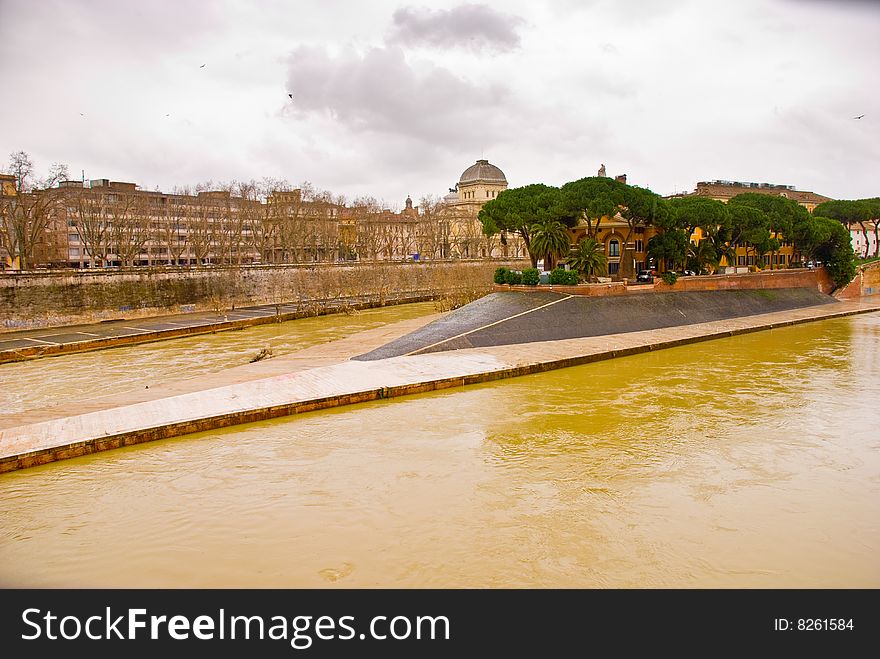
xmin=387 ymin=4 xmax=524 ymax=52
xmin=285 ymin=44 xmax=511 ymax=145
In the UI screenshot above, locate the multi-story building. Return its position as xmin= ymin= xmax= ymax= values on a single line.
xmin=667 ymin=179 xmax=833 ymax=271
xmin=689 ymin=180 xmax=831 ymax=212
xmin=850 ymin=223 xmax=879 ymax=258
xmin=565 ymin=167 xmax=656 ymax=279
xmin=441 ymin=159 xmax=527 ymax=259
xmin=55 ymin=179 xmax=266 ymax=268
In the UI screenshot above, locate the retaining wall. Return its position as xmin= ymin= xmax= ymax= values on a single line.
xmin=834 ymin=260 xmax=880 ymax=299
xmin=495 ymin=268 xmax=834 ymax=297
xmin=1 ymin=259 xmax=527 ymax=328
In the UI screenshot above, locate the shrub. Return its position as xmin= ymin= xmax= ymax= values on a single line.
xmin=494 ymin=267 xmax=509 ymax=284
xmin=504 ymin=269 xmax=523 ymax=285
xmin=660 ymin=271 xmax=678 ymax=285
xmin=549 ymin=267 xmax=578 ymax=285
xmin=521 ymin=268 xmax=540 ymax=286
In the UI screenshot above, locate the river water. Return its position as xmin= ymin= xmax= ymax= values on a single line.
xmin=1 ymin=311 xmax=878 ymax=587
xmin=0 ymin=302 xmax=437 ymax=415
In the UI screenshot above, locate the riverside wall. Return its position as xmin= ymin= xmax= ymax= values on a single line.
xmin=0 ymin=259 xmax=528 ymax=329
xmin=495 ymin=268 xmax=835 ymax=297
xmin=834 ymin=260 xmax=880 ymax=299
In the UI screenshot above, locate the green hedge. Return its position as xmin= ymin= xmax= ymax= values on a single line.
xmin=504 ymin=269 xmax=523 ymax=285
xmin=660 ymin=271 xmax=678 ymax=285
xmin=521 ymin=268 xmax=540 ymax=286
xmin=548 ymin=268 xmax=578 ymax=285
xmin=494 ymin=267 xmax=509 ymax=284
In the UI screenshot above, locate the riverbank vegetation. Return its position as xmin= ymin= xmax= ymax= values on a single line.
xmin=479 ymin=176 xmax=864 ymax=287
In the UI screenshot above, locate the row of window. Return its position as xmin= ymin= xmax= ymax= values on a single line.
xmin=603 ymin=239 xmax=644 ymax=257
xmin=737 ymin=254 xmax=791 ymax=266
xmin=460 ymin=190 xmax=499 ymax=200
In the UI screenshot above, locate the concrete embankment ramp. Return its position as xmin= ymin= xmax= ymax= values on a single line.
xmin=355 ymin=288 xmax=836 ymax=360
xmin=2 ymin=294 xmax=878 ymax=473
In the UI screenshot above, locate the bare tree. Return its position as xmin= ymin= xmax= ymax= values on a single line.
xmin=110 ymin=192 xmax=151 ymax=266
xmin=351 ymin=196 xmax=383 ymax=261
xmin=188 ymin=194 xmax=214 ymax=265
xmin=309 ymin=189 xmax=341 ymax=262
xmin=72 ymin=188 xmax=112 ymax=267
xmin=162 ymin=195 xmax=191 ymax=265
xmin=0 ymin=151 xmax=70 ymax=269
xmin=453 ymin=214 xmax=483 ymax=259
xmin=415 ymin=196 xmax=447 ymax=260
xmin=274 ymin=183 xmax=317 ymax=263
xmin=247 ymin=179 xmax=286 ymax=263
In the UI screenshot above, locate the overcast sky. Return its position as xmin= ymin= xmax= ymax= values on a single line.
xmin=1 ymin=0 xmax=877 ymax=206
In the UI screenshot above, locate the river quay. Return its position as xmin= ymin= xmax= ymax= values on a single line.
xmin=0 ymin=292 xmax=434 ymax=365
xmin=1 ymin=295 xmax=878 ymax=473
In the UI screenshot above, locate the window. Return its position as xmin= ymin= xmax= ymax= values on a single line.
xmin=636 ymin=261 xmax=645 ymax=272
xmin=738 ymin=256 xmax=746 ymax=266
xmin=608 ymin=239 xmax=620 ymax=257
xmin=747 ymin=256 xmax=754 ymax=265
xmin=608 ymin=262 xmax=619 ymax=274
xmin=69 ymin=233 xmax=79 ymax=242
xmin=635 ymin=239 xmax=644 ymax=253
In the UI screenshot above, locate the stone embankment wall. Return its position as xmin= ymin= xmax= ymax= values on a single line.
xmin=495 ymin=268 xmax=835 ymax=297
xmin=834 ymin=260 xmax=880 ymax=299
xmin=1 ymin=260 xmax=528 ymax=329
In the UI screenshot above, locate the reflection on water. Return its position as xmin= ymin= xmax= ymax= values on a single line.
xmin=0 ymin=302 xmax=436 ymax=414
xmin=0 ymin=312 xmax=878 ymax=587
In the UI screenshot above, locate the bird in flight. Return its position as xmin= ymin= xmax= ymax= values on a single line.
xmin=200 ymin=64 xmax=206 ymax=68
xmin=288 ymin=93 xmax=293 ymax=99
xmin=853 ymin=114 xmax=864 ymax=119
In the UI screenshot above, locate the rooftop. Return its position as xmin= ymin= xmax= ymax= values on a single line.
xmin=458 ymin=159 xmax=507 ymax=186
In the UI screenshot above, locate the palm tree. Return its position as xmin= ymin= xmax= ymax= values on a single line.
xmin=686 ymin=239 xmax=718 ymax=274
xmin=530 ymin=218 xmax=570 ymax=270
xmin=705 ymin=226 xmax=736 ymax=272
xmin=567 ymin=237 xmax=607 ymax=278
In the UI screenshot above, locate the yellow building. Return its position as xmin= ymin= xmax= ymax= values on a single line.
xmin=690 ymin=180 xmax=830 ymax=212
xmin=566 ymin=168 xmax=656 ymax=279
xmin=0 ymin=173 xmax=16 ymax=197
xmin=673 ymin=179 xmax=832 ymax=271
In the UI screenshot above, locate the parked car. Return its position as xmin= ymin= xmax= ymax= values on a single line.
xmin=635 ymin=270 xmax=654 ymax=283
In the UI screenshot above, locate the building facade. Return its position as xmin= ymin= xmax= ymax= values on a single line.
xmin=441 ymin=159 xmax=527 ymax=260
xmin=2 ymin=159 xmax=527 ymax=270
xmin=668 ymin=179 xmax=834 ymax=271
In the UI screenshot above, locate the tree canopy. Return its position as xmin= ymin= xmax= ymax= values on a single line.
xmin=478 ymin=184 xmax=567 ymax=267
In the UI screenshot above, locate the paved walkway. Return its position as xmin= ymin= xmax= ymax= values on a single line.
xmin=0 ymin=293 xmax=432 ymax=364
xmin=2 ymin=296 xmax=878 ymax=473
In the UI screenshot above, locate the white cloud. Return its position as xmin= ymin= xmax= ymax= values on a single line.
xmin=0 ymin=0 xmax=877 ymax=202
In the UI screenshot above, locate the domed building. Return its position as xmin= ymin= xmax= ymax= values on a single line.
xmin=456 ymin=159 xmax=508 ymax=202
xmin=441 ymin=159 xmax=525 ymax=259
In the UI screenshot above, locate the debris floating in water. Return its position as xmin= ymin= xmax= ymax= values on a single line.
xmin=249 ymin=347 xmax=274 ymax=363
